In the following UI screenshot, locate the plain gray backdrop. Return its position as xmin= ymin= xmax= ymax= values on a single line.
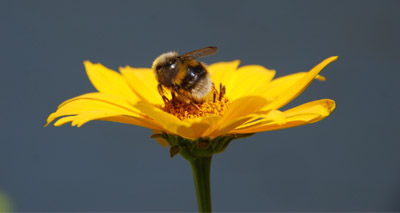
xmin=1 ymin=0 xmax=400 ymax=211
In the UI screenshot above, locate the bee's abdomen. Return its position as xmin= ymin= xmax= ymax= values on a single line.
xmin=181 ymin=65 xmax=207 ymax=90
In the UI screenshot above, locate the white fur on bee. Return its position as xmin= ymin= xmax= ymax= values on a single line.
xmin=152 ymin=51 xmax=178 ymax=70
xmin=190 ymin=73 xmax=212 ymax=100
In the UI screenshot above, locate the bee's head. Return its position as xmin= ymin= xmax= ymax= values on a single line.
xmin=153 ymin=51 xmax=180 ymax=87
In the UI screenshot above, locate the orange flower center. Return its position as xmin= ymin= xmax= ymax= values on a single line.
xmin=162 ymin=84 xmax=230 ymax=120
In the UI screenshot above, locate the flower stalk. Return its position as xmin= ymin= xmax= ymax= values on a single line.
xmin=190 ymin=156 xmax=212 ymax=213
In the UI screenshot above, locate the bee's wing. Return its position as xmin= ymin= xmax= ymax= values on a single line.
xmin=179 ymin=46 xmax=218 ymax=60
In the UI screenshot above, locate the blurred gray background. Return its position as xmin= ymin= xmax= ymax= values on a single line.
xmin=1 ymin=0 xmax=400 ymax=211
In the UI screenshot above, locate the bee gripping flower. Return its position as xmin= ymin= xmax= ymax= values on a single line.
xmin=46 ymin=56 xmax=337 ymax=143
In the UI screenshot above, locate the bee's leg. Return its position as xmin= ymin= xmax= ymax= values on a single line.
xmin=157 ymin=84 xmax=164 ymax=97
xmin=171 ymin=92 xmax=176 ymax=100
xmin=178 ymin=90 xmax=203 ymax=111
xmin=162 ymin=96 xmax=169 ymax=103
xmin=173 ymin=85 xmax=180 ymax=95
xmin=173 ymin=85 xmax=186 ymax=102
xmin=158 ymin=84 xmax=169 ymax=103
xmin=188 ymin=97 xmax=203 ymax=111
xmin=191 ymin=102 xmax=202 ymax=111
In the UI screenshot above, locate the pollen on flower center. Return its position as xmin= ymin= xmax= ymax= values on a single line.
xmin=162 ymin=84 xmax=230 ymax=120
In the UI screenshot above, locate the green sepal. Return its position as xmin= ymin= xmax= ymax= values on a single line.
xmin=150 ymin=132 xmax=255 ymax=161
xmin=150 ymin=133 xmax=164 ymax=139
xmin=169 ymin=145 xmax=181 ymax=158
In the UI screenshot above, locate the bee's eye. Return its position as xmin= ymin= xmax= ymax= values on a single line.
xmin=156 ymin=65 xmax=161 ymax=70
xmin=167 ymin=60 xmax=176 ymax=69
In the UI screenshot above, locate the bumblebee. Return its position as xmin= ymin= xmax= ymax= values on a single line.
xmin=152 ymin=46 xmax=218 ymax=103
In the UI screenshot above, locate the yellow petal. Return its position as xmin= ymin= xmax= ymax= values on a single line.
xmin=54 ymin=116 xmax=75 ymax=126
xmin=52 ymin=95 xmax=138 ymax=117
xmin=178 ymin=115 xmax=222 ymax=139
xmin=46 ymin=100 xmax=126 ymax=126
xmin=101 ymin=116 xmax=163 ymax=130
xmin=57 ymin=93 xmax=140 ymax=112
xmin=209 ymin=115 xmax=254 ymax=138
xmin=134 ymin=102 xmax=187 ymax=136
xmin=263 ymin=56 xmax=337 ymax=111
xmin=71 ymin=110 xmax=126 ymax=127
xmin=84 ymin=61 xmax=140 ymax=101
xmin=204 ymin=96 xmax=269 ymax=137
xmin=283 ymin=99 xmax=335 ymax=117
xmin=263 ymin=72 xmax=324 ymax=100
xmin=225 ymin=65 xmax=276 ymax=101
xmin=233 ymin=110 xmax=286 ymax=130
xmin=70 ymin=111 xmax=162 ymax=129
xmin=46 ymin=93 xmax=143 ymax=126
xmin=220 ymin=96 xmax=269 ymax=123
xmin=208 ymin=60 xmax=240 ymax=88
xmin=52 ymin=111 xmax=162 ymax=130
xmin=134 ymin=102 xmax=228 ymax=139
xmin=119 ymin=66 xmax=164 ymax=105
xmin=232 ymin=99 xmax=335 ymax=134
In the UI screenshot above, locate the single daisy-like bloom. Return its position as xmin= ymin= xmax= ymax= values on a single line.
xmin=46 ymin=52 xmax=337 ymax=212
xmin=46 ymin=56 xmax=336 ymax=143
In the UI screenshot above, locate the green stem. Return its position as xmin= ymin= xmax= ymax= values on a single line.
xmin=190 ymin=156 xmax=212 ymax=212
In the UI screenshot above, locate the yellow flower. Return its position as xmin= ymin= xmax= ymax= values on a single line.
xmin=46 ymin=56 xmax=337 ymax=142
